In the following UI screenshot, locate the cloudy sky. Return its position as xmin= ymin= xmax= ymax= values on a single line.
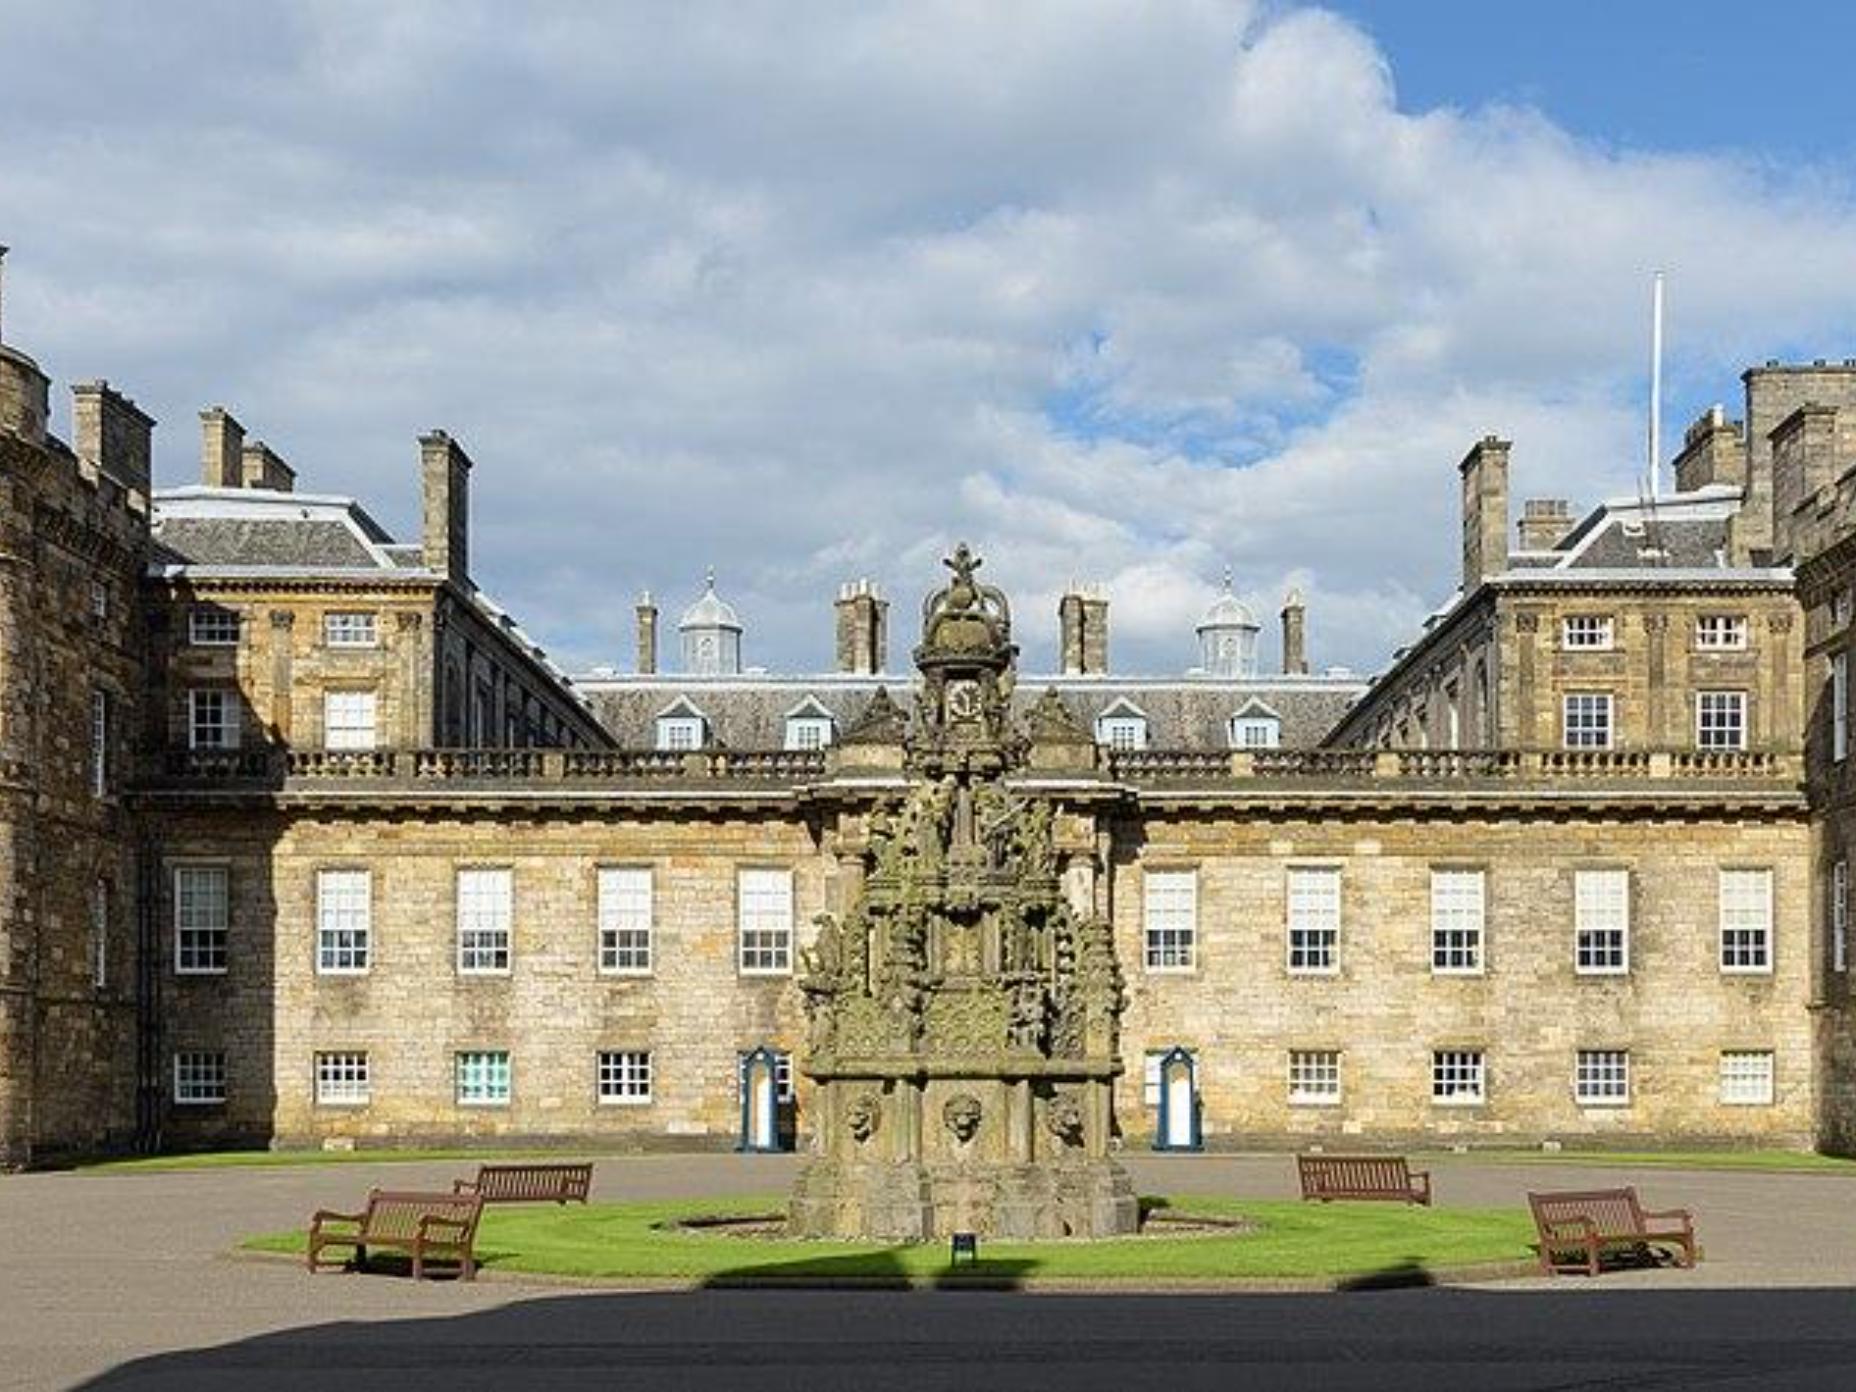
xmin=6 ymin=1 xmax=1856 ymax=678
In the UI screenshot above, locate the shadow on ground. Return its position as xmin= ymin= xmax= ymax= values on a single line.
xmin=73 ymin=1286 xmax=1856 ymax=1392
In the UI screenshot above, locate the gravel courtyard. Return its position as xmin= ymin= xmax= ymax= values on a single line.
xmin=3 ymin=1153 xmax=1855 ymax=1391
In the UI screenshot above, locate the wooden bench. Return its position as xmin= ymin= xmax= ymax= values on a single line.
xmin=1297 ymin=1153 xmax=1433 ymax=1205
xmin=453 ymin=1161 xmax=593 ymax=1205
xmin=1528 ymin=1187 xmax=1697 ymax=1276
xmin=307 ymin=1189 xmax=484 ymax=1281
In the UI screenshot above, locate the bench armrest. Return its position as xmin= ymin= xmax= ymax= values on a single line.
xmin=1541 ymin=1216 xmax=1598 ymax=1240
xmin=1640 ymin=1207 xmax=1694 ymax=1228
xmin=417 ymin=1214 xmax=472 ymax=1241
xmin=451 ymin=1179 xmax=478 ymax=1195
xmin=309 ymin=1209 xmax=364 ymax=1227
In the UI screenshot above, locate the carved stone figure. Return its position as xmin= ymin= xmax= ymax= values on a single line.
xmin=943 ymin=1093 xmax=983 ymax=1144
xmin=1045 ymin=1092 xmax=1085 ymax=1146
xmin=846 ymin=1093 xmax=882 ymax=1143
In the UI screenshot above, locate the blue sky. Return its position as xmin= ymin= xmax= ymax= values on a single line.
xmin=3 ymin=1 xmax=1856 ymax=678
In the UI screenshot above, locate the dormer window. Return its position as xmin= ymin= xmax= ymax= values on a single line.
xmin=654 ymin=697 xmax=709 ymax=752
xmin=1228 ymin=698 xmax=1282 ymax=749
xmin=1095 ymin=698 xmax=1149 ymax=751
xmin=783 ymin=696 xmax=835 ymax=751
xmin=1562 ymin=615 xmax=1613 ymax=650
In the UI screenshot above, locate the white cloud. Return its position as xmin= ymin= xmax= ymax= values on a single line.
xmin=4 ymin=0 xmax=1856 ymax=679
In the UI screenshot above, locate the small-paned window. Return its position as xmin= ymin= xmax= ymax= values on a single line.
xmin=738 ymin=868 xmax=793 ymax=974
xmin=1575 ymin=868 xmax=1629 ymax=974
xmin=1287 ymin=867 xmax=1340 ymax=974
xmin=1696 ymin=691 xmax=1747 ymax=751
xmin=1230 ymin=717 xmax=1280 ymax=749
xmin=455 ymin=1050 xmax=511 ymax=1106
xmin=785 ymin=717 xmax=833 ymax=751
xmin=1561 ymin=616 xmax=1613 ymax=650
xmin=657 ymin=716 xmax=705 ymax=751
xmin=1575 ymin=1050 xmax=1630 ymax=1106
xmin=188 ymin=607 xmax=241 ymax=646
xmin=324 ymin=691 xmax=378 ymax=750
xmin=1143 ymin=870 xmax=1197 ymax=972
xmin=1695 ymin=615 xmax=1747 ymax=650
xmin=188 ymin=689 xmax=240 ymax=750
xmin=597 ymin=867 xmax=653 ymax=973
xmin=1429 ymin=869 xmax=1485 ymax=974
xmin=315 ymin=1052 xmax=371 ymax=1106
xmin=323 ymin=612 xmax=378 ymax=648
xmin=1287 ymin=1050 xmax=1340 ymax=1105
xmin=1431 ymin=1050 xmax=1485 ymax=1105
xmin=1562 ymin=693 xmax=1613 ymax=749
xmin=597 ymin=1051 xmax=653 ymax=1105
xmin=316 ymin=870 xmax=371 ymax=974
xmin=174 ymin=865 xmax=229 ymax=974
xmin=456 ymin=868 xmax=513 ymax=974
xmin=1096 ymin=716 xmax=1148 ymax=751
xmin=174 ymin=1051 xmax=227 ymax=1105
xmin=1719 ymin=868 xmax=1773 ymax=973
xmin=1834 ymin=860 xmax=1849 ymax=974
xmin=1719 ymin=1050 xmax=1774 ymax=1105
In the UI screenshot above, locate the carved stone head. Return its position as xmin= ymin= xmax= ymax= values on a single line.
xmin=1045 ymin=1092 xmax=1085 ymax=1146
xmin=846 ymin=1092 xmax=882 ymax=1144
xmin=942 ymin=1092 xmax=983 ymax=1144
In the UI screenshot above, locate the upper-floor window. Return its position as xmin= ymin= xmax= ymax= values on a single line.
xmin=1833 ymin=859 xmax=1848 ymax=975
xmin=1286 ymin=866 xmax=1340 ymax=974
xmin=1143 ymin=869 xmax=1197 ymax=972
xmin=1719 ymin=868 xmax=1774 ymax=974
xmin=655 ymin=697 xmax=708 ymax=752
xmin=1834 ymin=653 xmax=1849 ymax=763
xmin=1562 ymin=692 xmax=1613 ymax=749
xmin=1229 ymin=699 xmax=1283 ymax=750
xmin=324 ymin=612 xmax=378 ymax=648
xmin=1430 ymin=868 xmax=1485 ymax=974
xmin=174 ymin=864 xmax=229 ymax=975
xmin=1574 ymin=867 xmax=1629 ymax=974
xmin=1834 ymin=590 xmax=1851 ymax=630
xmin=90 ymin=689 xmax=109 ymax=797
xmin=786 ymin=718 xmax=833 ymax=751
xmin=91 ymin=881 xmax=109 ymax=991
xmin=188 ymin=607 xmax=241 ymax=647
xmin=324 ymin=691 xmax=378 ymax=751
xmin=738 ymin=868 xmax=793 ymax=975
xmin=173 ymin=1051 xmax=227 ymax=1105
xmin=1696 ymin=691 xmax=1747 ymax=751
xmin=315 ymin=869 xmax=371 ymax=975
xmin=456 ymin=867 xmax=513 ymax=974
xmin=597 ymin=866 xmax=653 ymax=974
xmin=188 ymin=689 xmax=240 ymax=750
xmin=1696 ymin=615 xmax=1748 ymax=651
xmin=89 ymin=579 xmax=110 ymax=623
xmin=1096 ymin=714 xmax=1148 ymax=751
xmin=1561 ymin=616 xmax=1613 ymax=650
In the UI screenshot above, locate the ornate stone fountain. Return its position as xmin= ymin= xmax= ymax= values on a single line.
xmin=788 ymin=545 xmax=1137 ymax=1239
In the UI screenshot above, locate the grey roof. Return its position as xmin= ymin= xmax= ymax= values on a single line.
xmin=576 ymin=674 xmax=1365 ymax=750
xmin=1561 ymin=516 xmax=1730 ymax=569
xmin=152 ymin=517 xmax=386 ymax=569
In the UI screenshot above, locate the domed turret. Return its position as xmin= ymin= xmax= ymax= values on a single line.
xmin=1196 ymin=569 xmax=1259 ymax=677
xmin=679 ymin=568 xmax=743 ymax=674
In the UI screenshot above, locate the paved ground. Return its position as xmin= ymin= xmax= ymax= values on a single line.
xmin=3 ymin=1153 xmax=1855 ymax=1390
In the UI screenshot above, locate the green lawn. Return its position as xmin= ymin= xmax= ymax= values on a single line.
xmin=245 ymin=1195 xmax=1536 ymax=1284
xmin=82 ymin=1146 xmax=588 ymax=1174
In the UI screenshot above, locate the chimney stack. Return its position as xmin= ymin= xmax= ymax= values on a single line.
xmin=71 ymin=380 xmax=154 ymax=492
xmin=1743 ymin=361 xmax=1856 ymax=561
xmin=239 ymin=440 xmax=295 ymax=492
xmin=420 ymin=430 xmax=473 ymax=586
xmin=1672 ymin=404 xmax=1745 ymax=493
xmin=1280 ymin=588 xmax=1307 ymax=675
xmin=1458 ymin=435 xmax=1511 ymax=594
xmin=635 ymin=591 xmax=659 ymax=674
xmin=1770 ymin=404 xmax=1845 ymax=560
xmin=1516 ymin=498 xmax=1575 ymax=552
xmin=834 ymin=579 xmax=888 ymax=675
xmin=1058 ymin=585 xmax=1109 ymax=675
xmin=199 ymin=407 xmax=245 ymax=487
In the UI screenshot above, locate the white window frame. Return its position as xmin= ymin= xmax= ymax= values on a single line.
xmin=455 ymin=1050 xmax=511 ymax=1107
xmin=1561 ymin=615 xmax=1614 ymax=650
xmin=187 ymin=607 xmax=241 ymax=646
xmin=1574 ymin=868 xmax=1630 ymax=975
xmin=1096 ymin=715 xmax=1148 ymax=751
xmin=1719 ymin=868 xmax=1774 ymax=974
xmin=90 ymin=881 xmax=109 ymax=991
xmin=1574 ymin=1049 xmax=1631 ymax=1107
xmin=1429 ymin=868 xmax=1485 ymax=976
xmin=90 ymin=689 xmax=109 ymax=797
xmin=89 ymin=578 xmax=110 ymax=622
xmin=314 ymin=1051 xmax=371 ymax=1106
xmin=456 ymin=867 xmax=513 ymax=975
xmin=323 ymin=690 xmax=378 ymax=751
xmin=315 ymin=869 xmax=371 ymax=975
xmin=1562 ymin=692 xmax=1614 ymax=750
xmin=597 ymin=866 xmax=653 ymax=975
xmin=1719 ymin=1050 xmax=1775 ymax=1106
xmin=173 ymin=1051 xmax=227 ymax=1105
xmin=738 ymin=867 xmax=794 ymax=975
xmin=1230 ymin=717 xmax=1280 ymax=749
xmin=1834 ymin=859 xmax=1849 ymax=974
xmin=597 ymin=1050 xmax=653 ymax=1105
xmin=1287 ymin=1049 xmax=1341 ymax=1106
xmin=1286 ymin=866 xmax=1340 ymax=975
xmin=1696 ymin=691 xmax=1747 ymax=751
xmin=187 ymin=689 xmax=241 ymax=751
xmin=173 ymin=864 xmax=229 ymax=975
xmin=784 ymin=717 xmax=833 ymax=751
xmin=1835 ymin=653 xmax=1849 ymax=763
xmin=1430 ymin=1049 xmax=1485 ymax=1106
xmin=656 ymin=716 xmax=705 ymax=752
xmin=323 ymin=612 xmax=379 ymax=648
xmin=1142 ymin=869 xmax=1198 ymax=973
xmin=1695 ymin=614 xmax=1748 ymax=651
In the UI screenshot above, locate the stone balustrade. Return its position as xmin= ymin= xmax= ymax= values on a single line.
xmin=143 ymin=744 xmax=1800 ymax=793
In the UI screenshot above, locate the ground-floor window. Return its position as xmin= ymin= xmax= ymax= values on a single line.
xmin=315 ymin=1051 xmax=371 ymax=1106
xmin=173 ymin=1051 xmax=226 ymax=1105
xmin=1574 ymin=1049 xmax=1630 ymax=1106
xmin=598 ymin=1050 xmax=653 ymax=1105
xmin=1430 ymin=1049 xmax=1485 ymax=1105
xmin=456 ymin=1050 xmax=512 ymax=1106
xmin=1718 ymin=1050 xmax=1775 ymax=1106
xmin=1287 ymin=1050 xmax=1340 ymax=1105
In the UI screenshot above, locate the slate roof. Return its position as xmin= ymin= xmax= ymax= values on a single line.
xmin=576 ymin=674 xmax=1366 ymax=751
xmin=150 ymin=487 xmax=413 ymax=572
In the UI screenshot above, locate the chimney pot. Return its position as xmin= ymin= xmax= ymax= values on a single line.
xmin=420 ymin=430 xmax=473 ymax=585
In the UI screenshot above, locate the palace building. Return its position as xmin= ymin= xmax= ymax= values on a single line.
xmin=2 ymin=253 xmax=1854 ymax=1164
